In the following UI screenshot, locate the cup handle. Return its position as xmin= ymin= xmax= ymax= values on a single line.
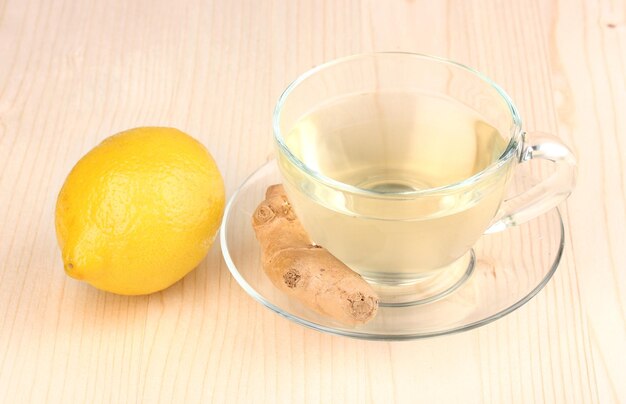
xmin=486 ymin=132 xmax=577 ymax=234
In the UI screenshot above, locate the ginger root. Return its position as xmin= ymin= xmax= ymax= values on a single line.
xmin=251 ymin=184 xmax=379 ymax=326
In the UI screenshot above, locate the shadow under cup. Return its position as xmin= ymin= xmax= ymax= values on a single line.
xmin=273 ymin=53 xmax=524 ymax=305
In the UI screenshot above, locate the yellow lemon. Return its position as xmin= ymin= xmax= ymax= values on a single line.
xmin=55 ymin=127 xmax=225 ymax=295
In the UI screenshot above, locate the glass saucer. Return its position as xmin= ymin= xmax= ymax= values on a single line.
xmin=220 ymin=160 xmax=565 ymax=340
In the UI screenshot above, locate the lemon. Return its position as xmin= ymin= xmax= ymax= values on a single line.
xmin=55 ymin=127 xmax=225 ymax=295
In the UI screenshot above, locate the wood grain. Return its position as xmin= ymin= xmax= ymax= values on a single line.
xmin=0 ymin=0 xmax=623 ymax=402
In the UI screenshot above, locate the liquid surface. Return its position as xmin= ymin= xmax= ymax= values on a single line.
xmin=285 ymin=92 xmax=507 ymax=192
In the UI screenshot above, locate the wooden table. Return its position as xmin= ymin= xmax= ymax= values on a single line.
xmin=1 ymin=0 xmax=624 ymax=402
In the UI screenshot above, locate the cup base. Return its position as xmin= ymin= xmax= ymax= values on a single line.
xmin=365 ymin=250 xmax=476 ymax=307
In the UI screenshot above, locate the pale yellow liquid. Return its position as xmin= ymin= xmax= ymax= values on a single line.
xmin=279 ymin=92 xmax=512 ymax=283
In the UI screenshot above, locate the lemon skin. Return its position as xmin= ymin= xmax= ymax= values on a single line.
xmin=55 ymin=127 xmax=225 ymax=295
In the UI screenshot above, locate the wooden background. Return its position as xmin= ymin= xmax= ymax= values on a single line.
xmin=0 ymin=0 xmax=624 ymax=402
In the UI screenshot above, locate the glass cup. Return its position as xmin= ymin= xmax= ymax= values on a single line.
xmin=273 ymin=53 xmax=576 ymax=304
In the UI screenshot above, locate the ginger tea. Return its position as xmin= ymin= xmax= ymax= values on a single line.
xmin=278 ymin=92 xmax=512 ymax=283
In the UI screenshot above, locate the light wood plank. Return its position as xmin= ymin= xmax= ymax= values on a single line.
xmin=0 ymin=0 xmax=622 ymax=402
